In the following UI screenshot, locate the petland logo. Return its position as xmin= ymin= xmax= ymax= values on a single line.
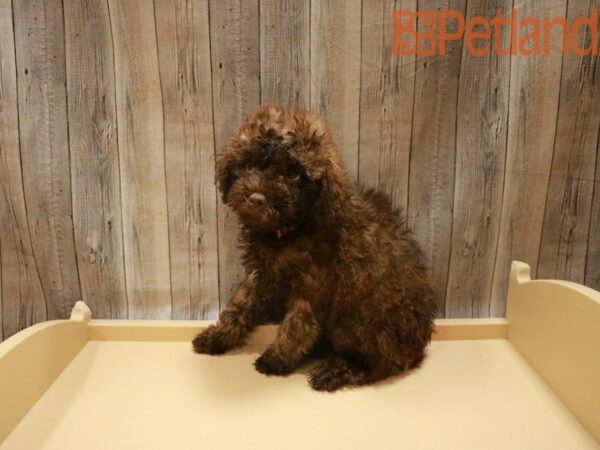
xmin=393 ymin=8 xmax=599 ymax=56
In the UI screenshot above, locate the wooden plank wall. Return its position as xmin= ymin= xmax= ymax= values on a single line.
xmin=1 ymin=0 xmax=599 ymax=339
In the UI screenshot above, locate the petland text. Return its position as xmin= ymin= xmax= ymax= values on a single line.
xmin=393 ymin=8 xmax=599 ymax=56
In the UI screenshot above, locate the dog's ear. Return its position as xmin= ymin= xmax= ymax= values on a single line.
xmin=314 ymin=158 xmax=348 ymax=217
xmin=289 ymin=112 xmax=350 ymax=217
xmin=215 ymin=146 xmax=237 ymax=204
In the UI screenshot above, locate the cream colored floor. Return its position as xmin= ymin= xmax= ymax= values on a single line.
xmin=2 ymin=339 xmax=598 ymax=450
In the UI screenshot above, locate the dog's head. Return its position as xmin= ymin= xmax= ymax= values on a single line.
xmin=216 ymin=105 xmax=348 ymax=233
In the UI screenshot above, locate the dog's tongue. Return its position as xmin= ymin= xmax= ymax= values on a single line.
xmin=275 ymin=227 xmax=293 ymax=239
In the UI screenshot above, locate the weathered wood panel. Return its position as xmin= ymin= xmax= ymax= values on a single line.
xmin=64 ymin=0 xmax=128 ymax=319
xmin=260 ymin=0 xmax=310 ymax=107
xmin=0 ymin=237 xmax=1 ymax=340
xmin=408 ymin=0 xmax=466 ymax=314
xmin=0 ymin=0 xmax=46 ymax=339
xmin=209 ymin=0 xmax=260 ymax=305
xmin=445 ymin=0 xmax=511 ymax=317
xmin=310 ymin=0 xmax=361 ymax=181
xmin=108 ymin=0 xmax=172 ymax=319
xmin=12 ymin=0 xmax=82 ymax=320
xmin=491 ymin=0 xmax=569 ymax=316
xmin=155 ymin=0 xmax=220 ymax=320
xmin=585 ymin=126 xmax=600 ymax=291
xmin=2 ymin=0 xmax=600 ymax=340
xmin=538 ymin=0 xmax=600 ymax=283
xmin=358 ymin=0 xmax=415 ymax=209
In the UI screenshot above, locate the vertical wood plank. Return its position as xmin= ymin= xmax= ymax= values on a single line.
xmin=64 ymin=0 xmax=128 ymax=319
xmin=585 ymin=126 xmax=600 ymax=291
xmin=538 ymin=0 xmax=600 ymax=283
xmin=408 ymin=0 xmax=466 ymax=315
xmin=108 ymin=0 xmax=172 ymax=319
xmin=445 ymin=0 xmax=511 ymax=317
xmin=491 ymin=0 xmax=568 ymax=316
xmin=358 ymin=0 xmax=415 ymax=210
xmin=310 ymin=0 xmax=361 ymax=181
xmin=209 ymin=0 xmax=260 ymax=305
xmin=13 ymin=0 xmax=82 ymax=320
xmin=0 ymin=0 xmax=47 ymax=339
xmin=0 ymin=239 xmax=2 ymax=340
xmin=260 ymin=0 xmax=310 ymax=107
xmin=155 ymin=0 xmax=220 ymax=319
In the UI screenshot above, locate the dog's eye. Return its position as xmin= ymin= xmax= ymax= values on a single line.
xmin=286 ymin=167 xmax=301 ymax=180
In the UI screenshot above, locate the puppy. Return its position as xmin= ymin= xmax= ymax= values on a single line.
xmin=193 ymin=105 xmax=436 ymax=391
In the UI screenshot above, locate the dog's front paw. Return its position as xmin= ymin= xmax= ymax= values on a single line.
xmin=309 ymin=358 xmax=353 ymax=392
xmin=192 ymin=326 xmax=231 ymax=355
xmin=254 ymin=348 xmax=295 ymax=376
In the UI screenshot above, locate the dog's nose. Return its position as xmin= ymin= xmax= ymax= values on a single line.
xmin=249 ymin=193 xmax=266 ymax=206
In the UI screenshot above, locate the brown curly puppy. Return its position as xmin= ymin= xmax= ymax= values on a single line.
xmin=193 ymin=105 xmax=436 ymax=391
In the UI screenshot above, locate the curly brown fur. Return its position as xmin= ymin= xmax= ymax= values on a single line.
xmin=193 ymin=105 xmax=437 ymax=391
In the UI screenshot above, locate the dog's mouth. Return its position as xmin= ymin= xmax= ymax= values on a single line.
xmin=233 ymin=197 xmax=286 ymax=231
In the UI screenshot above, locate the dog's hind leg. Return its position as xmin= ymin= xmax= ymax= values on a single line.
xmin=308 ymin=355 xmax=400 ymax=392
